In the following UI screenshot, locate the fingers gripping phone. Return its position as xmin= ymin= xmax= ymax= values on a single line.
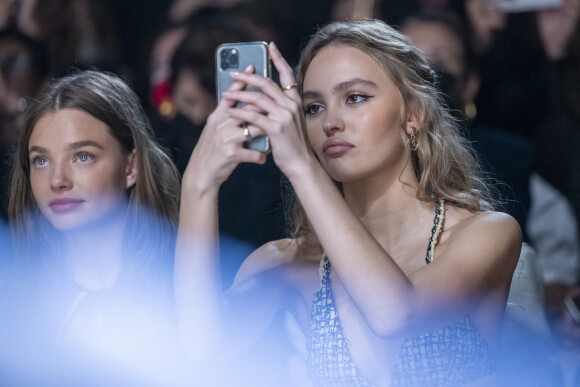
xmin=216 ymin=41 xmax=271 ymax=153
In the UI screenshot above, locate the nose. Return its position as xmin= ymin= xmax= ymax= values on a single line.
xmin=50 ymin=161 xmax=73 ymax=192
xmin=322 ymin=106 xmax=344 ymax=136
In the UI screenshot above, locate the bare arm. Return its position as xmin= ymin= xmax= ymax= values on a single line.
xmin=225 ymin=43 xmax=523 ymax=339
xmin=283 ymin=165 xmax=523 ymax=337
xmin=174 ymin=67 xmax=280 ymax=364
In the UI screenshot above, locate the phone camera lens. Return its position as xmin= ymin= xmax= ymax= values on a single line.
xmin=220 ymin=48 xmax=239 ymax=71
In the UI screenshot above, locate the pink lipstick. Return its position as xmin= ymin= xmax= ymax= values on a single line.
xmin=49 ymin=198 xmax=84 ymax=213
xmin=322 ymin=138 xmax=355 ymax=156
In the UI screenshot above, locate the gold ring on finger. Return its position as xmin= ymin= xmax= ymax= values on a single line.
xmin=282 ymin=83 xmax=298 ymax=91
xmin=242 ymin=124 xmax=252 ymax=141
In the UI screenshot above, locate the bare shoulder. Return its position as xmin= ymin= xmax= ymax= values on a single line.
xmin=445 ymin=208 xmax=522 ymax=244
xmin=441 ymin=207 xmax=523 ymax=269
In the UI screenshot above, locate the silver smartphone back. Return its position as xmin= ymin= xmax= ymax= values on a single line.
xmin=216 ymin=41 xmax=271 ymax=153
xmin=216 ymin=41 xmax=270 ymax=104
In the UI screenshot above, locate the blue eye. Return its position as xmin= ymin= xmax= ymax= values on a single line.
xmin=77 ymin=152 xmax=94 ymax=163
xmin=32 ymin=156 xmax=48 ymax=167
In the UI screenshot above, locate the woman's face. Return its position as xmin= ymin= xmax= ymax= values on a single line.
xmin=172 ymin=69 xmax=216 ymax=126
xmin=465 ymin=0 xmax=506 ymax=53
xmin=401 ymin=21 xmax=469 ymax=111
xmin=302 ymin=45 xmax=411 ymax=183
xmin=402 ymin=21 xmax=464 ymax=79
xmin=28 ymin=108 xmax=136 ymax=232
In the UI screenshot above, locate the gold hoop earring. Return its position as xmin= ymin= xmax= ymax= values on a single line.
xmin=408 ymin=127 xmax=418 ymax=152
xmin=464 ymin=101 xmax=477 ymax=120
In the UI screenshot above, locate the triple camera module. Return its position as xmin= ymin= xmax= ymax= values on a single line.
xmin=219 ymin=48 xmax=239 ymax=71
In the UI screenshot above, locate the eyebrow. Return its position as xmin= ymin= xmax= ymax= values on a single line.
xmin=29 ymin=140 xmax=105 ymax=154
xmin=65 ymin=140 xmax=105 ymax=151
xmin=28 ymin=145 xmax=48 ymax=154
xmin=303 ymin=78 xmax=379 ymax=100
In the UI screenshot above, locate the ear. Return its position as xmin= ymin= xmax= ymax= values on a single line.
xmin=125 ymin=149 xmax=137 ymax=189
xmin=403 ymin=106 xmax=422 ymax=136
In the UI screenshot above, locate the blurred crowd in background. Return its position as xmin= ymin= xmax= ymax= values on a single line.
xmin=0 ymin=0 xmax=579 ymax=384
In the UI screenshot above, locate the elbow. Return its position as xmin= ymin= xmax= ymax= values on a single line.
xmin=366 ymin=304 xmax=414 ymax=339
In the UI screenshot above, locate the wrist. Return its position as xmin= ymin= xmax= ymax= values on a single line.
xmin=282 ymin=152 xmax=323 ymax=183
xmin=181 ymin=171 xmax=220 ymax=202
xmin=287 ymin=158 xmax=340 ymax=207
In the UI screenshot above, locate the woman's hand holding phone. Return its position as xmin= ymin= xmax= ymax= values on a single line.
xmin=183 ymin=64 xmax=267 ymax=197
xmin=224 ymin=42 xmax=316 ymax=180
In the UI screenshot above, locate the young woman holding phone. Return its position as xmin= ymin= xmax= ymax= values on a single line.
xmin=175 ymin=20 xmax=522 ymax=386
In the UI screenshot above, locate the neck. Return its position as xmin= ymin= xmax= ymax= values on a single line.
xmin=63 ymin=211 xmax=128 ymax=291
xmin=341 ymin=161 xmax=429 ymax=246
xmin=342 ymin=158 xmax=418 ymax=218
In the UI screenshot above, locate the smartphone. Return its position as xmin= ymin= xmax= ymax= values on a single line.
xmin=495 ymin=0 xmax=562 ymax=13
xmin=216 ymin=41 xmax=271 ymax=153
xmin=564 ymin=294 xmax=580 ymax=325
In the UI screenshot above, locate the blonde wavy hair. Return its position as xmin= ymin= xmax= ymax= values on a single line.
xmin=291 ymin=19 xmax=495 ymax=241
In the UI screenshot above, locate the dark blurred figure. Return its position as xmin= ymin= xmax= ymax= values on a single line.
xmin=459 ymin=0 xmax=580 ymax=211
xmin=400 ymin=10 xmax=533 ymax=239
xmin=1 ymin=0 xmax=125 ymax=76
xmin=0 ymin=28 xmax=49 ymax=222
xmin=148 ymin=23 xmax=189 ymax=123
xmin=144 ymin=0 xmax=306 ymax=113
xmin=151 ymin=7 xmax=287 ymax=286
xmin=458 ymin=0 xmax=580 ymax=356
xmin=458 ymin=0 xmax=549 ymax=140
xmin=163 ymin=0 xmax=333 ymax=65
xmin=328 ymin=0 xmax=459 ymax=25
xmin=534 ymin=0 xmax=580 ymax=233
xmin=535 ymin=0 xmax=580 ymax=373
xmin=106 ymin=0 xmax=173 ymax=80
xmin=164 ymin=0 xmax=243 ymax=23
